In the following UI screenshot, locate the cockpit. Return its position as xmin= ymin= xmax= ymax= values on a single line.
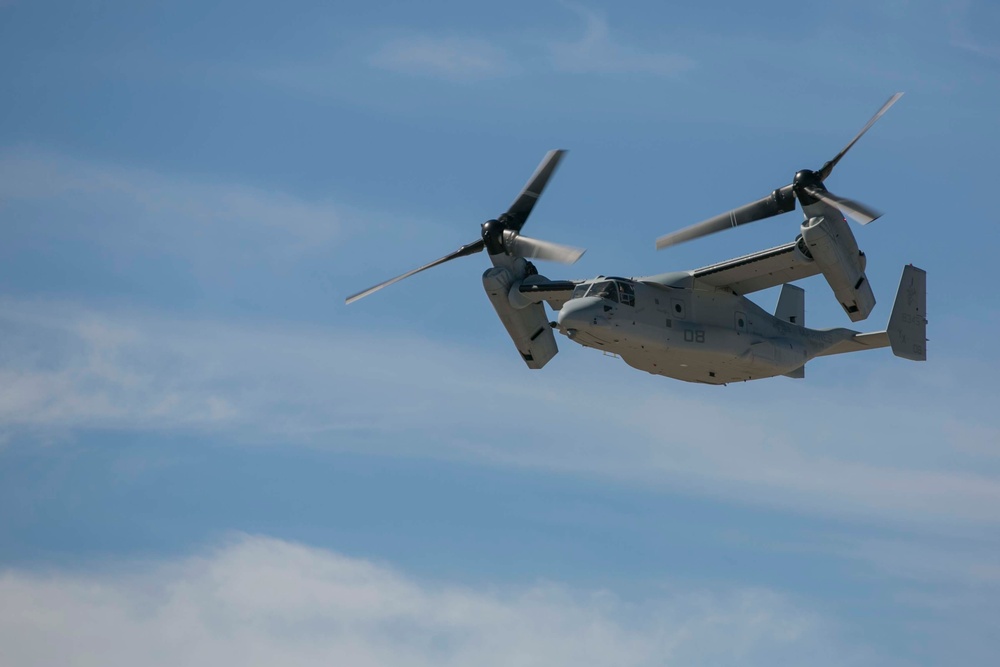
xmin=572 ymin=278 xmax=635 ymax=307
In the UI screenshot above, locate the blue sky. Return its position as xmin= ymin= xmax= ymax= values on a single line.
xmin=1 ymin=1 xmax=999 ymax=665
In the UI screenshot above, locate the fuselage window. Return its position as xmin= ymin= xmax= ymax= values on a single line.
xmin=617 ymin=281 xmax=635 ymax=307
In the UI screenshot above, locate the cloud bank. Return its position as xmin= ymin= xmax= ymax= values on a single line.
xmin=0 ymin=535 xmax=856 ymax=667
xmin=1 ymin=297 xmax=998 ymax=532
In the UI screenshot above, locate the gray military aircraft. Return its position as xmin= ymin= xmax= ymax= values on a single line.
xmin=347 ymin=95 xmax=926 ymax=385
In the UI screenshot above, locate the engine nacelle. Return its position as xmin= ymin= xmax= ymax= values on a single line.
xmin=800 ymin=216 xmax=875 ymax=322
xmin=483 ymin=265 xmax=558 ymax=369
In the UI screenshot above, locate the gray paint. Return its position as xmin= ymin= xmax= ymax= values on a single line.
xmin=549 ymin=265 xmax=925 ymax=385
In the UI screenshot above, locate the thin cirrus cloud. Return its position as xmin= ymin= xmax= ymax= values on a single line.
xmin=0 ymin=534 xmax=858 ymax=667
xmin=2 ymin=296 xmax=999 ymax=530
xmin=547 ymin=5 xmax=695 ymax=76
xmin=947 ymin=0 xmax=1000 ymax=60
xmin=0 ymin=149 xmax=341 ymax=261
xmin=844 ymin=537 xmax=1000 ymax=588
xmin=369 ymin=36 xmax=518 ymax=81
xmin=368 ymin=9 xmax=693 ymax=81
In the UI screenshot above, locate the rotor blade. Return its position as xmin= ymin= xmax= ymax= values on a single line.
xmin=345 ymin=239 xmax=485 ymax=304
xmin=507 ymin=234 xmax=586 ymax=264
xmin=817 ymin=92 xmax=903 ymax=182
xmin=655 ymin=184 xmax=796 ymax=250
xmin=504 ymin=149 xmax=567 ymax=231
xmin=802 ymin=185 xmax=882 ymax=225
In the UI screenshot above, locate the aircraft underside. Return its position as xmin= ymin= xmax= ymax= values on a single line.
xmin=562 ymin=326 xmax=806 ymax=385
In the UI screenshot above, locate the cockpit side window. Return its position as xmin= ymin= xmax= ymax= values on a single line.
xmin=587 ymin=280 xmax=618 ymax=303
xmin=617 ymin=281 xmax=635 ymax=307
xmin=572 ymin=284 xmax=590 ymax=299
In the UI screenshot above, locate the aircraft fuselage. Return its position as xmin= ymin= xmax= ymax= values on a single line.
xmin=555 ymin=279 xmax=854 ymax=384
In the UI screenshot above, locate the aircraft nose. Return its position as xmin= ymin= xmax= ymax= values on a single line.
xmin=556 ymin=297 xmax=607 ymax=335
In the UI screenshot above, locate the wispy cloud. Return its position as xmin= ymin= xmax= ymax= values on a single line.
xmin=548 ymin=5 xmax=695 ymax=76
xmin=946 ymin=0 xmax=1000 ymax=60
xmin=369 ymin=36 xmax=517 ymax=81
xmin=846 ymin=536 xmax=1000 ymax=587
xmin=2 ymin=298 xmax=999 ymax=529
xmin=365 ymin=7 xmax=693 ymax=83
xmin=0 ymin=534 xmax=857 ymax=667
xmin=0 ymin=149 xmax=341 ymax=262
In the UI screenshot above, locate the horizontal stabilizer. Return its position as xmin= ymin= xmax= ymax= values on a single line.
xmin=817 ymin=331 xmax=889 ymax=357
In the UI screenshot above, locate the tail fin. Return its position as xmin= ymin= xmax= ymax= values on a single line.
xmin=887 ymin=264 xmax=927 ymax=361
xmin=814 ymin=265 xmax=927 ymax=360
xmin=774 ymin=284 xmax=805 ymax=326
xmin=776 ymin=284 xmax=806 ymax=378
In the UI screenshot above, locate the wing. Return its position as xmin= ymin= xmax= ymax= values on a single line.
xmin=690 ymin=241 xmax=821 ymax=295
xmin=515 ymin=279 xmax=579 ymax=310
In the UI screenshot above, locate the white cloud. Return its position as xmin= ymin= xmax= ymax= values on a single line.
xmin=547 ymin=5 xmax=695 ymax=76
xmin=0 ymin=535 xmax=858 ymax=667
xmin=369 ymin=36 xmax=516 ymax=81
xmin=1 ymin=298 xmax=999 ymax=530
xmin=0 ymin=149 xmax=341 ymax=262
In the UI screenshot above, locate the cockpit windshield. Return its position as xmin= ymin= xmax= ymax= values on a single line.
xmin=586 ymin=280 xmax=619 ymax=302
xmin=573 ymin=279 xmax=635 ymax=306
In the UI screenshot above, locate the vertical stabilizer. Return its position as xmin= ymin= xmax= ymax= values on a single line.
xmin=887 ymin=265 xmax=927 ymax=361
xmin=776 ymin=284 xmax=806 ymax=378
xmin=774 ymin=283 xmax=805 ymax=326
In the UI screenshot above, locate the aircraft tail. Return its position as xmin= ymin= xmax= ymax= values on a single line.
xmin=774 ymin=283 xmax=805 ymax=326
xmin=776 ymin=284 xmax=807 ymax=378
xmin=886 ymin=264 xmax=927 ymax=361
xmin=816 ymin=265 xmax=926 ymax=360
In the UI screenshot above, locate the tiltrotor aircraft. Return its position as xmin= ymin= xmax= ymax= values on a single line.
xmin=347 ymin=95 xmax=926 ymax=385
